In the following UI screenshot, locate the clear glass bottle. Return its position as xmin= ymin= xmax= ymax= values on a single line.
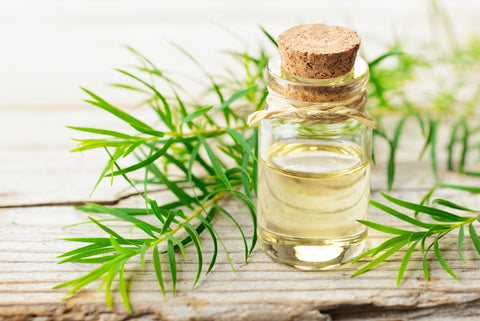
xmin=256 ymin=55 xmax=372 ymax=270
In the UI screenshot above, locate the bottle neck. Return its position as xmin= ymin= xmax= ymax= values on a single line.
xmin=265 ymin=55 xmax=369 ymax=103
xmin=246 ymin=55 xmax=376 ymax=129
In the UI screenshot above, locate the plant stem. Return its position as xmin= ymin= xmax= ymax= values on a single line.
xmin=142 ymin=191 xmax=228 ymax=253
xmin=163 ymin=126 xmax=250 ymax=138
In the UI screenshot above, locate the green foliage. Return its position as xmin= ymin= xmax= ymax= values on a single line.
xmin=57 ymin=40 xmax=268 ymax=310
xmin=57 ymin=20 xmax=480 ymax=311
xmin=353 ymin=188 xmax=480 ymax=285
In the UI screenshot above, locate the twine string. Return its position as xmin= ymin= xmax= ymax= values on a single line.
xmin=247 ymin=92 xmax=377 ymax=129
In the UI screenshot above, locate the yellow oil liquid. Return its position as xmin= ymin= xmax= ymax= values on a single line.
xmin=257 ymin=140 xmax=370 ymax=269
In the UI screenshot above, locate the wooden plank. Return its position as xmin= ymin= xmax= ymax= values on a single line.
xmin=1 ymin=182 xmax=480 ymax=320
xmin=2 ymin=2 xmax=480 ymax=318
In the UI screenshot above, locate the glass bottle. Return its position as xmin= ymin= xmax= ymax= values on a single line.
xmin=251 ymin=25 xmax=374 ymax=270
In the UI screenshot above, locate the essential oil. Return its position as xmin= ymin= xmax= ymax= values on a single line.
xmin=257 ymin=139 xmax=370 ymax=269
xmin=248 ymin=24 xmax=376 ymax=269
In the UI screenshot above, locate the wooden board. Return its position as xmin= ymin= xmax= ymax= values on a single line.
xmin=1 ymin=103 xmax=480 ymax=320
xmin=2 ymin=2 xmax=480 ymax=320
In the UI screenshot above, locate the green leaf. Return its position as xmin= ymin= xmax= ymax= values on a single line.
xmin=415 ymin=186 xmax=437 ymax=218
xmin=431 ymin=199 xmax=477 ymax=212
xmin=90 ymin=147 xmax=124 ymax=197
xmin=351 ymin=241 xmax=406 ymax=277
xmin=166 ymin=239 xmax=177 ymax=296
xmin=397 ymin=240 xmax=419 ymax=286
xmin=162 ymin=152 xmax=208 ymax=194
xmin=81 ymin=88 xmax=163 ymax=136
xmin=255 ymin=89 xmax=268 ymax=112
xmin=410 ymin=109 xmax=425 ymax=137
xmin=181 ymin=105 xmax=213 ymax=125
xmin=140 ymin=243 xmax=146 ymax=270
xmin=447 ymin=118 xmax=463 ymax=170
xmin=241 ymin=152 xmax=252 ymax=197
xmin=118 ymin=262 xmax=132 ymax=312
xmin=115 ymin=69 xmax=174 ymax=131
xmin=54 ymin=257 xmax=121 ymax=295
xmin=252 ymin=129 xmax=258 ymax=196
xmin=160 ymin=210 xmax=177 ymax=235
xmin=368 ymin=51 xmax=404 ymax=68
xmin=149 ymin=199 xmax=165 ymax=224
xmin=436 ymin=183 xmax=480 ymax=194
xmin=187 ymin=142 xmax=202 ymax=190
xmin=370 ymin=200 xmax=437 ymax=229
xmin=165 ymin=235 xmax=188 ymax=261
xmin=88 ymin=217 xmax=128 ymax=243
xmin=103 ymin=259 xmax=123 ymax=309
xmin=152 ymin=170 xmax=196 ymax=208
xmin=183 ymin=222 xmax=203 ymax=288
xmin=458 ymin=225 xmax=467 ymax=264
xmin=418 ymin=117 xmax=435 ymax=160
xmin=75 ymin=255 xmax=120 ymax=264
xmin=214 ymin=86 xmax=257 ymax=114
xmin=198 ymin=135 xmax=233 ymax=193
xmin=86 ymin=203 xmax=161 ymax=234
xmin=459 ymin=118 xmax=469 ymax=173
xmin=463 ymin=171 xmax=480 ymax=177
xmin=67 ymin=126 xmax=139 ymax=140
xmin=226 ymin=127 xmax=257 ymax=161
xmin=382 ymin=193 xmax=469 ymax=222
xmin=110 ymin=236 xmax=134 ymax=255
xmin=259 ymin=26 xmax=278 ymax=47
xmin=387 ymin=116 xmax=408 ymax=190
xmin=356 ymin=234 xmax=419 ymax=262
xmin=213 ymin=205 xmax=248 ymax=263
xmin=109 ymin=138 xmax=174 ymax=176
xmin=423 ymin=250 xmax=430 ymax=282
xmin=57 ymin=242 xmax=110 ymax=258
xmin=110 ymin=83 xmax=149 ymax=94
xmin=429 ymin=118 xmax=439 ymax=181
xmin=469 ymin=223 xmax=480 ymax=256
xmin=153 ymin=245 xmax=166 ymax=298
xmin=197 ymin=209 xmax=219 ymax=274
xmin=236 ymin=174 xmax=257 ymax=256
xmin=57 ymin=247 xmax=116 ymax=264
xmin=122 ymin=140 xmax=147 ymax=158
xmin=357 ymin=220 xmax=411 ymax=235
xmin=434 ymin=238 xmax=459 ymax=280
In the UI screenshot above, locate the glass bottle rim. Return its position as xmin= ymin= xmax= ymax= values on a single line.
xmin=265 ymin=55 xmax=369 ymax=102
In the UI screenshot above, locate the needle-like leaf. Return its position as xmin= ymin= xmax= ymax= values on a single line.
xmin=458 ymin=225 xmax=467 ymax=264
xmin=434 ymin=238 xmax=459 ymax=280
xmin=153 ymin=245 xmax=166 ymax=298
xmin=166 ymin=239 xmax=177 ymax=296
xmin=198 ymin=135 xmax=234 ymax=193
xmin=382 ymin=193 xmax=469 ymax=222
xmin=468 ymin=223 xmax=480 ymax=256
xmin=118 ymin=261 xmax=132 ymax=312
xmin=397 ymin=240 xmax=419 ymax=286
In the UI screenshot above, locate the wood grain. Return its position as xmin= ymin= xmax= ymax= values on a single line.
xmin=2 ymin=2 xmax=480 ymax=320
xmin=2 ymin=177 xmax=480 ymax=320
xmin=2 ymin=89 xmax=480 ymax=321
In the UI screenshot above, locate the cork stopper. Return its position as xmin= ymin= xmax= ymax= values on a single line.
xmin=278 ymin=24 xmax=361 ymax=79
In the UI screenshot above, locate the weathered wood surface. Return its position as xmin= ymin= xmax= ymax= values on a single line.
xmin=2 ymin=104 xmax=480 ymax=321
xmin=2 ymin=1 xmax=480 ymax=320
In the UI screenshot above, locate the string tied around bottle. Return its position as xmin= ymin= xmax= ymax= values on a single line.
xmin=247 ymin=91 xmax=376 ymax=129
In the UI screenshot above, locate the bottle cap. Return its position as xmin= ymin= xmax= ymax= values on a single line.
xmin=278 ymin=24 xmax=361 ymax=79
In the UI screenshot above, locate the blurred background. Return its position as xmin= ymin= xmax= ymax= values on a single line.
xmin=2 ymin=0 xmax=480 ymax=205
xmin=2 ymin=0 xmax=480 ymax=108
